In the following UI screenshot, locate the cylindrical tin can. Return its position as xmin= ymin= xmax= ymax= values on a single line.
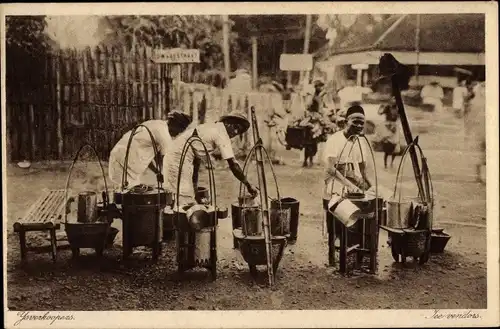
xmin=77 ymin=191 xmax=98 ymax=223
xmin=241 ymin=207 xmax=262 ymax=236
xmin=270 ymin=197 xmax=299 ymax=239
xmin=328 ymin=194 xmax=361 ymax=228
xmin=386 ymin=197 xmax=419 ymax=229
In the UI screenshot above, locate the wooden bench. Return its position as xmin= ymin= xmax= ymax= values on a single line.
xmin=13 ymin=189 xmax=67 ymax=263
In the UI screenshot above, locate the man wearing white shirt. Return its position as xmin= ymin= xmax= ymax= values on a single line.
xmin=108 ymin=114 xmax=191 ymax=189
xmin=163 ymin=113 xmax=258 ymax=204
xmin=420 ymin=81 xmax=444 ymax=113
xmin=322 ymin=105 xmax=374 ymax=266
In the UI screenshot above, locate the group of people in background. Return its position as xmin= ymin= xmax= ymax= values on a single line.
xmin=108 ymin=69 xmax=486 ymax=200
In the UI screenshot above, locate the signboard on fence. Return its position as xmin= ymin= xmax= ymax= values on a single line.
xmin=152 ymin=48 xmax=200 ymax=64
xmin=279 ymin=54 xmax=313 ymax=71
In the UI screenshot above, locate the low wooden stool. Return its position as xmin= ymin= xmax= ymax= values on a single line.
xmin=13 ymin=189 xmax=67 ymax=263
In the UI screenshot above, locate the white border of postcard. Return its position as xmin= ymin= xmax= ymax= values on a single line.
xmin=1 ymin=2 xmax=499 ymax=328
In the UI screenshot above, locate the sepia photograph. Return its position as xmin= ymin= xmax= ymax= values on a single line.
xmin=2 ymin=2 xmax=498 ymax=328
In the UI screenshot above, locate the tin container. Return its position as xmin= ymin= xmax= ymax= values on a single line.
xmin=327 ymin=194 xmax=361 ymax=228
xmin=386 ymin=197 xmax=421 ymax=229
xmin=77 ymin=191 xmax=98 ymax=223
xmin=241 ymin=207 xmax=262 ymax=236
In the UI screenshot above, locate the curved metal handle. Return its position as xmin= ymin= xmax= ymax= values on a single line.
xmin=64 ymin=143 xmax=110 ymax=224
xmin=326 ymin=134 xmax=380 ymax=231
xmin=392 ymin=140 xmax=434 ymax=231
xmin=238 ymin=142 xmax=281 ymax=203
xmin=393 ymin=140 xmax=425 ymax=202
xmin=121 ymin=123 xmax=163 ymax=191
xmin=175 ymin=131 xmax=217 ymax=219
xmin=329 ymin=134 xmax=371 ymax=197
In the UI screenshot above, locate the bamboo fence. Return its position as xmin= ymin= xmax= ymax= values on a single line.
xmin=6 ymin=45 xmax=309 ymax=162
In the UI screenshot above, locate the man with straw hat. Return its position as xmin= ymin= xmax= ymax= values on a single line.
xmin=163 ymin=112 xmax=259 ymax=205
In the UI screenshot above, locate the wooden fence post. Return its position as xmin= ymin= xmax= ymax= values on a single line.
xmin=56 ymin=50 xmax=64 ymax=159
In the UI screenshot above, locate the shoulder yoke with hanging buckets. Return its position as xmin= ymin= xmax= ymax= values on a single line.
xmin=173 ymin=129 xmax=228 ymax=281
xmin=324 ymin=134 xmax=381 ymax=276
xmin=232 ymin=107 xmax=297 ymax=286
xmin=115 ymin=124 xmax=171 ymax=262
xmin=64 ymin=144 xmax=119 ymax=259
xmin=380 ymin=139 xmax=435 ymax=265
xmin=376 ymin=53 xmax=437 ymax=266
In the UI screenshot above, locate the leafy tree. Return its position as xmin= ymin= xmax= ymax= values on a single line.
xmin=317 ymin=14 xmax=393 ymax=52
xmin=100 ymin=15 xmax=244 ymax=72
xmin=5 ymin=16 xmax=54 ymax=54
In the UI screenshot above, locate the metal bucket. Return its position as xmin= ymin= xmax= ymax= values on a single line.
xmin=241 ymin=207 xmax=262 ymax=236
xmin=270 ymin=199 xmax=293 ymax=236
xmin=386 ymin=197 xmax=419 ymax=229
xmin=77 ymin=191 xmax=98 ymax=223
xmin=328 ymin=194 xmax=361 ymax=228
xmin=195 ymin=186 xmax=210 ymax=204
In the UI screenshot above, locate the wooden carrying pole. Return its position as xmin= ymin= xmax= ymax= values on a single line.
xmin=378 ymin=54 xmax=428 ymax=202
xmin=250 ymin=107 xmax=275 ymax=286
xmin=222 ymin=15 xmax=231 ymax=87
xmin=252 ymin=36 xmax=258 ymax=90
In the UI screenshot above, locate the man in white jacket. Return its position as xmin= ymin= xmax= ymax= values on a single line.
xmin=108 ymin=112 xmax=192 ymax=189
xmin=163 ymin=112 xmax=259 ymax=204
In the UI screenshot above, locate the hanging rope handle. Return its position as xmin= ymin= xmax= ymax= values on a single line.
xmin=121 ymin=124 xmax=163 ymax=191
xmin=393 ymin=140 xmax=426 ymax=202
xmin=175 ymin=130 xmax=217 ymax=216
xmin=238 ymin=107 xmax=282 ymax=203
xmin=63 ymin=143 xmax=110 ymax=225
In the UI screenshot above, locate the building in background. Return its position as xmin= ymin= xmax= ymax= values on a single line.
xmin=314 ymin=14 xmax=485 ymax=90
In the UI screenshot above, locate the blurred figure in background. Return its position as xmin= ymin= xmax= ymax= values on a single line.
xmin=464 ymin=82 xmax=486 ymax=183
xmin=452 ymin=79 xmax=472 ymax=118
xmin=376 ymin=100 xmax=401 ymax=169
xmin=420 ymin=81 xmax=444 ymax=114
xmin=296 ymin=79 xmax=328 ymax=167
xmin=337 ymin=79 xmax=372 ymax=111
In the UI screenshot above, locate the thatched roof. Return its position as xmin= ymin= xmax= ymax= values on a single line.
xmin=316 ymin=14 xmax=485 ymax=60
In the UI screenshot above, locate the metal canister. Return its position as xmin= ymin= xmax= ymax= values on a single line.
xmin=386 ymin=197 xmax=420 ymax=229
xmin=241 ymin=207 xmax=262 ymax=236
xmin=77 ymin=191 xmax=98 ymax=223
xmin=270 ymin=199 xmax=292 ymax=236
xmin=121 ymin=186 xmax=169 ymax=251
xmin=327 ymin=194 xmax=361 ymax=228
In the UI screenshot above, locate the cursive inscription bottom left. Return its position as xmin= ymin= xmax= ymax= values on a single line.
xmin=13 ymin=311 xmax=75 ymax=326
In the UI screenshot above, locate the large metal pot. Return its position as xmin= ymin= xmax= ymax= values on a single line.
xmin=121 ymin=186 xmax=172 ymax=207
